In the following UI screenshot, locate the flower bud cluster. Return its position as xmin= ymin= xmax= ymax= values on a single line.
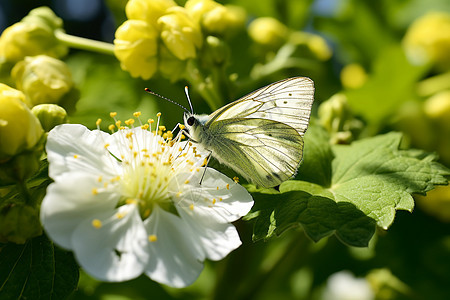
xmin=248 ymin=16 xmax=331 ymax=61
xmin=114 ymin=0 xmax=246 ymax=81
xmin=0 ymin=7 xmax=74 ymax=190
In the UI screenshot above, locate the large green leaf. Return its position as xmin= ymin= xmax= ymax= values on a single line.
xmin=0 ymin=235 xmax=79 ymax=299
xmin=248 ymin=126 xmax=449 ymax=246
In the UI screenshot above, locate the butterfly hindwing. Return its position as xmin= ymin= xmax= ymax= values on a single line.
xmin=204 ymin=118 xmax=304 ymax=187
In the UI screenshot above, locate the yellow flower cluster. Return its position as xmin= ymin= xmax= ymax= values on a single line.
xmin=403 ymin=12 xmax=450 ymax=71
xmin=0 ymin=7 xmax=76 ymax=181
xmin=114 ymin=0 xmax=246 ymax=81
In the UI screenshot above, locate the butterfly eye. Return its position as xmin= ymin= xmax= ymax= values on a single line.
xmin=187 ymin=116 xmax=195 ymax=126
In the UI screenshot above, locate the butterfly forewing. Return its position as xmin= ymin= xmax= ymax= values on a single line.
xmin=206 ymin=77 xmax=314 ymax=136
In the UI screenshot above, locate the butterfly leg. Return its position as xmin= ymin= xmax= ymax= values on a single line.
xmin=199 ymin=152 xmax=212 ymax=185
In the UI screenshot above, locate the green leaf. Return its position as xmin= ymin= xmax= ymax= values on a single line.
xmin=331 ymin=132 xmax=449 ymax=229
xmin=0 ymin=234 xmax=79 ymax=299
xmin=249 ymin=130 xmax=450 ymax=246
xmin=295 ymin=122 xmax=333 ymax=187
xmin=250 ymin=189 xmax=376 ymax=247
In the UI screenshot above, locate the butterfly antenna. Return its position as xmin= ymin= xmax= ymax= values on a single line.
xmin=184 ymin=86 xmax=194 ymax=114
xmin=145 ymin=88 xmax=190 ymax=113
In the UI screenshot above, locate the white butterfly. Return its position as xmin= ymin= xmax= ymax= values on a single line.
xmin=183 ymin=77 xmax=314 ymax=188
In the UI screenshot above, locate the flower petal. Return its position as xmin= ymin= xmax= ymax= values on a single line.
xmin=46 ymin=124 xmax=117 ymax=179
xmin=71 ymin=204 xmax=149 ymax=282
xmin=144 ymin=205 xmax=204 ymax=288
xmin=178 ymin=207 xmax=243 ymax=261
xmin=40 ymin=172 xmax=119 ymax=249
xmin=170 ymin=167 xmax=254 ymax=223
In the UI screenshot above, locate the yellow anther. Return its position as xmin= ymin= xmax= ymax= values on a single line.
xmin=103 ymin=182 xmax=108 ymax=188
xmin=116 ymin=212 xmax=125 ymax=219
xmin=219 ymin=197 xmax=223 ymax=201
xmin=104 ymin=143 xmax=110 ymax=149
xmin=181 ymin=134 xmax=186 ymax=140
xmin=212 ymin=198 xmax=216 ymax=204
xmin=92 ymin=219 xmax=102 ymax=228
xmin=144 ymin=209 xmax=151 ymax=218
xmin=233 ymin=176 xmax=239 ymax=183
xmin=189 ymin=204 xmax=194 ymax=210
xmin=159 ymin=125 xmax=166 ymax=131
xmin=96 ymin=118 xmax=102 ymax=126
xmin=179 ymin=124 xmax=185 ymax=130
xmin=125 ymin=118 xmax=135 ymax=126
xmin=226 ymin=184 xmax=230 ymax=190
xmin=92 ymin=188 xmax=98 ymax=195
xmin=108 ymin=124 xmax=115 ymax=131
xmin=110 ymin=112 xmax=117 ymax=118
xmin=148 ymin=235 xmax=158 ymax=242
xmin=133 ymin=111 xmax=141 ymax=117
xmin=73 ymin=154 xmax=79 ymax=159
xmin=126 ymin=132 xmax=133 ymax=138
xmin=184 ymin=180 xmax=190 ymax=184
xmin=148 ymin=119 xmax=154 ymax=124
xmin=141 ymin=124 xmax=149 ymax=130
xmin=176 ymin=191 xmax=182 ymax=197
xmin=156 ymin=112 xmax=161 ymax=117
xmin=97 ymin=176 xmax=103 ymax=182
xmin=126 ymin=198 xmax=137 ymax=205
xmin=115 ymin=120 xmax=122 ymax=127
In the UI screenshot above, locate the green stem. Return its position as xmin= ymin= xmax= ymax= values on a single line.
xmin=184 ymin=60 xmax=224 ymax=111
xmin=17 ymin=181 xmax=33 ymax=206
xmin=55 ymin=30 xmax=115 ymax=56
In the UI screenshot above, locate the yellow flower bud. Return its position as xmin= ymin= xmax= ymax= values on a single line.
xmin=248 ymin=17 xmax=289 ymax=49
xmin=185 ymin=0 xmax=220 ymax=23
xmin=114 ymin=20 xmax=159 ymax=79
xmin=340 ymin=63 xmax=368 ymax=89
xmin=31 ymin=104 xmax=67 ymax=132
xmin=416 ymin=185 xmax=450 ymax=222
xmin=158 ymin=44 xmax=187 ymax=82
xmin=12 ymin=55 xmax=74 ymax=106
xmin=0 ymin=7 xmax=68 ymax=63
xmin=403 ymin=12 xmax=450 ymax=70
xmin=423 ymin=90 xmax=450 ymax=130
xmin=202 ymin=35 xmax=229 ymax=66
xmin=126 ymin=0 xmax=176 ymax=26
xmin=202 ymin=5 xmax=246 ymax=37
xmin=318 ymin=93 xmax=363 ymax=144
xmin=0 ymin=84 xmax=43 ymax=161
xmin=289 ymin=31 xmax=332 ymax=61
xmin=0 ymin=203 xmax=42 ymax=244
xmin=158 ymin=7 xmax=203 ymax=60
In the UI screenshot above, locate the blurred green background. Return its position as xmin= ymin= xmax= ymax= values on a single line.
xmin=1 ymin=0 xmax=450 ymax=299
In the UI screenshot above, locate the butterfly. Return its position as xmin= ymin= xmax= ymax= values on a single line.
xmin=183 ymin=77 xmax=315 ymax=188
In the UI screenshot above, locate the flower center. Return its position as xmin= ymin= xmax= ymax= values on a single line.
xmin=103 ymin=112 xmax=203 ymax=220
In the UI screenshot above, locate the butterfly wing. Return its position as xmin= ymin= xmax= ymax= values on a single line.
xmin=205 ymin=118 xmax=304 ymax=188
xmin=206 ymin=77 xmax=314 ymax=137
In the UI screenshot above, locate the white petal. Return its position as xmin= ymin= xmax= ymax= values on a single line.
xmin=40 ymin=172 xmax=119 ymax=249
xmin=170 ymin=167 xmax=254 ymax=223
xmin=71 ymin=205 xmax=150 ymax=282
xmin=46 ymin=124 xmax=117 ymax=179
xmin=178 ymin=207 xmax=243 ymax=261
xmin=144 ymin=205 xmax=204 ymax=288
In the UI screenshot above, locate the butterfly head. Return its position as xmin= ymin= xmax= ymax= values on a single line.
xmin=183 ymin=112 xmax=209 ymax=143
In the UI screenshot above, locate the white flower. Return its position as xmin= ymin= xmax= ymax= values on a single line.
xmin=322 ymin=271 xmax=374 ymax=300
xmin=40 ymin=115 xmax=253 ymax=287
